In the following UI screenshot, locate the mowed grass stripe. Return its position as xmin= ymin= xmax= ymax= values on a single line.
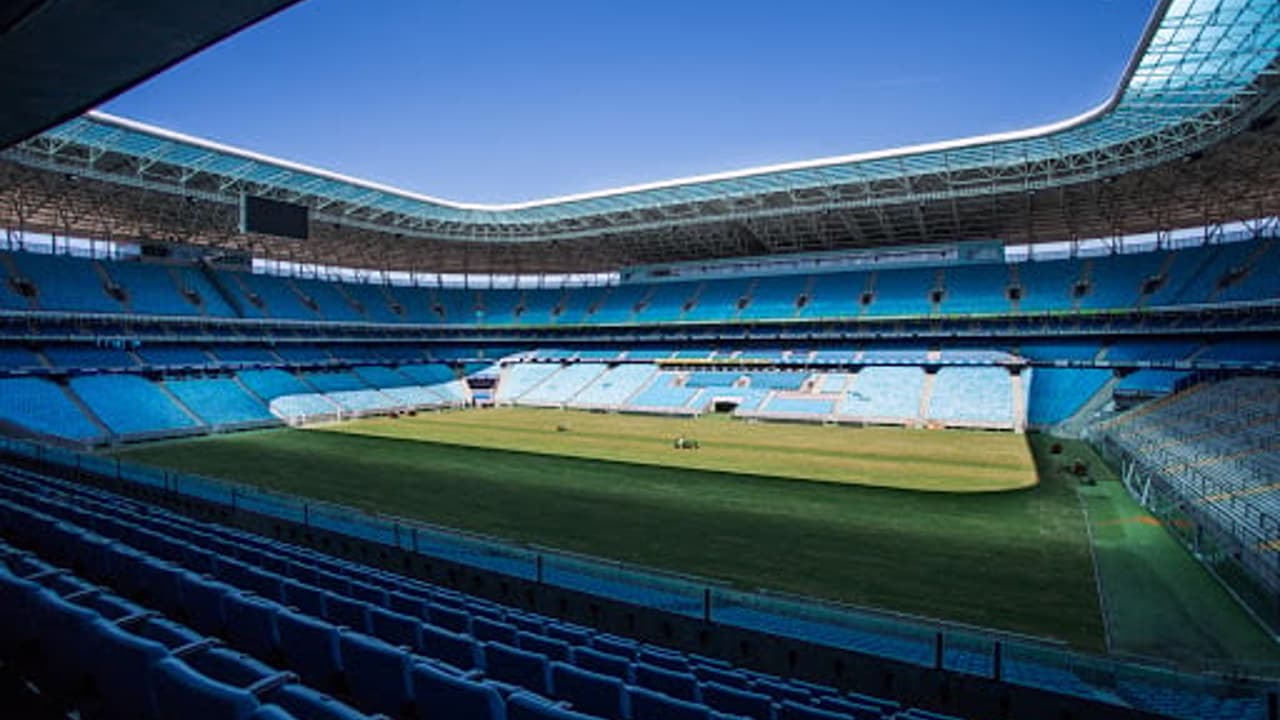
xmin=119 ymin=420 xmax=1102 ymax=648
xmin=323 ymin=408 xmax=1036 ymax=492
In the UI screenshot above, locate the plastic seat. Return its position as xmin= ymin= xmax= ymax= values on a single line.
xmin=180 ymin=572 xmax=239 ymax=635
xmin=777 ymin=701 xmax=851 ymax=720
xmin=276 ymin=609 xmax=343 ymax=690
xmin=427 ymin=602 xmax=472 ymax=634
xmin=411 ymin=661 xmax=506 ymax=720
xmin=507 ymin=691 xmax=603 ymax=720
xmin=755 ymin=678 xmax=811 ymax=705
xmin=570 ymin=646 xmax=631 ymax=682
xmin=590 ymin=635 xmax=636 ymax=659
xmin=482 ymin=642 xmax=550 ymax=695
xmin=268 ymin=683 xmax=374 ymax=720
xmin=150 ymin=657 xmax=260 ymax=720
xmin=701 ymin=680 xmax=774 ymax=720
xmin=223 ymin=593 xmax=283 ymax=662
xmin=517 ymin=632 xmax=571 ymax=663
xmin=544 ymin=623 xmax=592 ymax=647
xmin=634 ymin=662 xmax=699 ymax=702
xmin=422 ymin=622 xmax=481 ymax=671
xmin=324 ymin=592 xmax=371 ymax=633
xmin=369 ymin=606 xmax=425 ymax=651
xmin=628 ymin=686 xmax=711 ymax=720
xmin=85 ymin=620 xmax=170 ymax=720
xmin=637 ymin=647 xmax=688 ymax=673
xmin=388 ymin=589 xmax=428 ymax=619
xmin=281 ymin=579 xmax=327 ymax=617
xmin=473 ymin=616 xmax=519 ymax=645
xmin=339 ymin=632 xmax=414 ymax=717
xmin=348 ymin=580 xmax=389 ymax=607
xmin=549 ymin=661 xmax=627 ymax=720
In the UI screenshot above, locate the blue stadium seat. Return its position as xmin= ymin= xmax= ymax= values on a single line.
xmin=570 ymin=646 xmax=632 ymax=682
xmin=422 ymin=622 xmax=482 ymax=671
xmin=267 ymin=683 xmax=373 ymax=720
xmin=224 ymin=592 xmax=283 ymax=661
xmin=474 ymin=616 xmax=520 ymax=645
xmin=275 ymin=609 xmax=343 ymax=690
xmin=482 ymin=641 xmax=551 ymax=695
xmin=85 ymin=619 xmax=171 ymax=720
xmin=777 ymin=700 xmax=850 ymax=720
xmin=339 ymin=631 xmax=414 ymax=717
xmin=627 ymin=686 xmax=711 ymax=720
xmin=149 ymin=656 xmax=260 ymax=720
xmin=323 ymin=591 xmax=372 ymax=633
xmin=428 ymin=601 xmax=473 ymax=634
xmin=281 ymin=578 xmax=328 ymax=617
xmin=633 ymin=662 xmax=700 ymax=702
xmin=701 ymin=680 xmax=774 ymax=719
xmin=507 ymin=691 xmax=604 ymax=720
xmin=548 ymin=661 xmax=628 ymax=720
xmin=412 ymin=661 xmax=507 ymax=720
xmin=369 ymin=606 xmax=425 ymax=652
xmin=517 ymin=631 xmax=572 ymax=663
xmin=179 ymin=572 xmax=239 ymax=635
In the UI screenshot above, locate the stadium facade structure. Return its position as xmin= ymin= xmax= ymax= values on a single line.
xmin=0 ymin=1 xmax=1278 ymax=719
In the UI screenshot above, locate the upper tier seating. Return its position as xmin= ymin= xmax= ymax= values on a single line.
xmin=3 ymin=237 xmax=1278 ymax=326
xmin=99 ymin=260 xmax=201 ymax=316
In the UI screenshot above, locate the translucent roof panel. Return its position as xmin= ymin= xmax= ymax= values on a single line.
xmin=24 ymin=0 xmax=1280 ymax=232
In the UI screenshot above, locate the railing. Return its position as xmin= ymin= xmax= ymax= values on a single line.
xmin=0 ymin=435 xmax=1277 ymax=719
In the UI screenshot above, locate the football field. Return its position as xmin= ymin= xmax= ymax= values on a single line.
xmin=121 ymin=408 xmax=1106 ymax=647
xmin=111 ymin=408 xmax=1280 ymax=662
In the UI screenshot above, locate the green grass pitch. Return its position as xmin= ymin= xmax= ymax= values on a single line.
xmin=119 ymin=409 xmax=1103 ymax=647
xmin=116 ymin=408 xmax=1279 ymax=662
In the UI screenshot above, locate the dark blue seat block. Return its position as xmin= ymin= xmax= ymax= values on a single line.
xmin=628 ymin=686 xmax=711 ymax=720
xmin=85 ymin=620 xmax=170 ymax=720
xmin=518 ymin=632 xmax=571 ymax=663
xmin=507 ymin=691 xmax=603 ymax=720
xmin=778 ymin=701 xmax=850 ymax=720
xmin=411 ymin=661 xmax=506 ymax=720
xmin=590 ymin=635 xmax=636 ymax=659
xmin=756 ymin=678 xmax=811 ymax=705
xmin=427 ymin=602 xmax=472 ymax=634
xmin=276 ymin=609 xmax=343 ymax=690
xmin=483 ymin=642 xmax=550 ymax=695
xmin=701 ymin=681 xmax=774 ymax=720
xmin=185 ymin=646 xmax=282 ymax=687
xmin=134 ymin=558 xmax=187 ymax=617
xmin=339 ymin=632 xmax=413 ymax=717
xmin=150 ymin=657 xmax=260 ymax=720
xmin=134 ymin=615 xmax=206 ymax=650
xmin=637 ymin=647 xmax=688 ymax=672
xmin=815 ymin=696 xmax=882 ymax=719
xmin=422 ymin=623 xmax=481 ymax=671
xmin=249 ymin=705 xmax=296 ymax=720
xmin=388 ymin=589 xmax=428 ymax=619
xmin=549 ymin=661 xmax=627 ymax=720
xmin=324 ymin=592 xmax=372 ymax=633
xmin=544 ymin=623 xmax=592 ymax=647
xmin=224 ymin=592 xmax=282 ymax=661
xmin=269 ymin=683 xmax=374 ymax=720
xmin=348 ymin=580 xmax=389 ymax=607
xmin=694 ymin=664 xmax=752 ymax=692
xmin=179 ymin=572 xmax=238 ymax=635
xmin=473 ymin=616 xmax=519 ymax=645
xmin=369 ymin=606 xmax=424 ymax=651
xmin=281 ymin=579 xmax=327 ymax=617
xmin=570 ymin=647 xmax=631 ymax=682
xmin=634 ymin=662 xmax=699 ymax=702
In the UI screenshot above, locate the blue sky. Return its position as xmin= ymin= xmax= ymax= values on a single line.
xmin=104 ymin=0 xmax=1158 ymax=204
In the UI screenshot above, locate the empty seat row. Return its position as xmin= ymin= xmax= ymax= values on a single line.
xmin=0 ymin=467 xmax=915 ymax=720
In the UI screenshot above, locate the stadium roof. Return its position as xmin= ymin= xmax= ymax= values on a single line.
xmin=0 ymin=0 xmax=301 ymax=151
xmin=1 ymin=0 xmax=1278 ymax=273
